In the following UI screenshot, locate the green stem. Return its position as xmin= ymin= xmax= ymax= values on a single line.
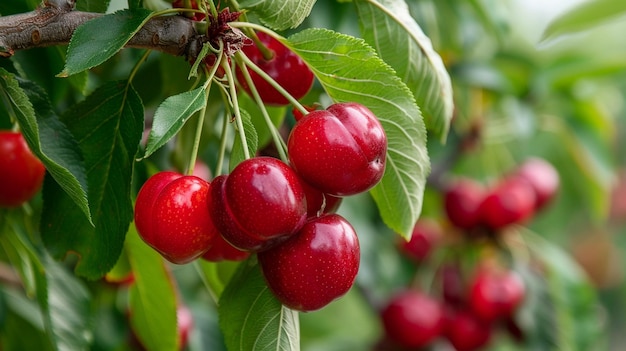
xmin=128 ymin=50 xmax=152 ymax=84
xmin=185 ymin=79 xmax=212 ymax=175
xmin=237 ymin=51 xmax=309 ymax=116
xmin=234 ymin=51 xmax=288 ymax=163
xmin=206 ymin=0 xmax=219 ymax=19
xmin=214 ymin=102 xmax=229 ymax=176
xmin=221 ymin=56 xmax=250 ymax=160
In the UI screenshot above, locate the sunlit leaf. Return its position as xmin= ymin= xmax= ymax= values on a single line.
xmin=540 ymin=0 xmax=626 ymax=44
xmin=60 ymin=9 xmax=152 ymax=76
xmin=144 ymin=86 xmax=207 ymax=159
xmin=287 ymin=28 xmax=430 ymax=239
xmin=355 ymin=0 xmax=454 ymax=141
xmin=238 ymin=0 xmax=316 ymax=30
xmin=219 ymin=259 xmax=300 ymax=351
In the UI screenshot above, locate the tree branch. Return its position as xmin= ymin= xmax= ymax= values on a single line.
xmin=0 ymin=3 xmax=199 ymax=59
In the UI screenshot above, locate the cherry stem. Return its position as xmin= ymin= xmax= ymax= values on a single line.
xmin=206 ymin=0 xmax=219 ymax=19
xmin=234 ymin=51 xmax=289 ymax=163
xmin=236 ymin=51 xmax=310 ymax=116
xmin=220 ymin=57 xmax=251 ymax=160
xmin=185 ymin=79 xmax=212 ymax=176
xmin=214 ymin=98 xmax=230 ymax=176
xmin=192 ymin=261 xmax=219 ymax=305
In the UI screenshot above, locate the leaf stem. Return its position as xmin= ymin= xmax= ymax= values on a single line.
xmin=128 ymin=50 xmax=152 ymax=84
xmin=221 ymin=55 xmax=251 ymax=160
xmin=237 ymin=51 xmax=309 ymax=116
xmin=234 ymin=51 xmax=289 ymax=162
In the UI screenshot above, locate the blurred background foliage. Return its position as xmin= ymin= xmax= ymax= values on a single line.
xmin=2 ymin=0 xmax=626 ymax=350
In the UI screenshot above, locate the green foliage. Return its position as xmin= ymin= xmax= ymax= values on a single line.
xmin=355 ymin=0 xmax=454 ymax=141
xmin=287 ymin=28 xmax=430 ymax=239
xmin=144 ymin=86 xmax=208 ymax=159
xmin=126 ymin=228 xmax=178 ymax=351
xmin=0 ymin=70 xmax=91 ymax=222
xmin=61 ymin=9 xmax=153 ymax=77
xmin=239 ymin=0 xmax=316 ymax=30
xmin=41 ymin=81 xmax=143 ymax=279
xmin=219 ymin=259 xmax=299 ymax=351
xmin=541 ymin=0 xmax=626 ymax=44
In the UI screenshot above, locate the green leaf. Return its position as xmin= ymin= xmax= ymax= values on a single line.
xmin=75 ymin=0 xmax=111 ymax=13
xmin=219 ymin=259 xmax=299 ymax=351
xmin=144 ymin=86 xmax=207 ymax=159
xmin=355 ymin=0 xmax=453 ymax=141
xmin=60 ymin=9 xmax=152 ymax=76
xmin=238 ymin=0 xmax=316 ymax=30
xmin=126 ymin=227 xmax=178 ymax=351
xmin=229 ymin=109 xmax=259 ymax=171
xmin=287 ymin=28 xmax=430 ymax=239
xmin=540 ymin=0 xmax=626 ymax=44
xmin=1 ymin=215 xmax=92 ymax=351
xmin=41 ymin=80 xmax=144 ymax=279
xmin=521 ymin=233 xmax=606 ymax=350
xmin=41 ymin=255 xmax=93 ymax=351
xmin=0 ymin=69 xmax=91 ymax=222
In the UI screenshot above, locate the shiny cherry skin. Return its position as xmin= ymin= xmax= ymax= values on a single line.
xmin=172 ymin=0 xmax=205 ymax=21
xmin=0 ymin=131 xmax=46 ymax=207
xmin=258 ymin=214 xmax=360 ymax=311
xmin=480 ymin=176 xmax=536 ymax=230
xmin=444 ymin=309 xmax=492 ymax=351
xmin=399 ymin=218 xmax=441 ymax=262
xmin=237 ymin=32 xmax=314 ymax=106
xmin=300 ymin=180 xmax=342 ymax=218
xmin=134 ymin=172 xmax=217 ymax=264
xmin=469 ymin=268 xmax=525 ymax=322
xmin=201 ymin=233 xmax=250 ymax=262
xmin=209 ymin=157 xmax=307 ymax=252
xmin=381 ymin=290 xmax=444 ymax=349
xmin=443 ymin=178 xmax=485 ymax=230
xmin=514 ymin=157 xmax=559 ymax=210
xmin=287 ymin=102 xmax=387 ymax=196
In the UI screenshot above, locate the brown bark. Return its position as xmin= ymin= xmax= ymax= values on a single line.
xmin=0 ymin=2 xmax=199 ymax=59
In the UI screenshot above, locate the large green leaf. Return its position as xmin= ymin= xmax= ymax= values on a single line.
xmin=0 ymin=69 xmax=91 ymax=222
xmin=126 ymin=227 xmax=178 ymax=351
xmin=219 ymin=259 xmax=299 ymax=351
xmin=60 ymin=9 xmax=152 ymax=76
xmin=41 ymin=81 xmax=144 ymax=279
xmin=540 ymin=0 xmax=626 ymax=44
xmin=143 ymin=86 xmax=207 ymax=159
xmin=239 ymin=0 xmax=316 ymax=30
xmin=287 ymin=28 xmax=430 ymax=239
xmin=355 ymin=0 xmax=453 ymax=141
xmin=521 ymin=233 xmax=606 ymax=350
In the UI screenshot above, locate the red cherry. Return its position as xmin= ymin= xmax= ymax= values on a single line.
xmin=209 ymin=157 xmax=307 ymax=252
xmin=258 ymin=214 xmax=360 ymax=311
xmin=444 ymin=309 xmax=492 ymax=351
xmin=399 ymin=218 xmax=441 ymax=262
xmin=0 ymin=131 xmax=46 ymax=207
xmin=134 ymin=172 xmax=217 ymax=264
xmin=380 ymin=290 xmax=444 ymax=349
xmin=468 ymin=268 xmax=525 ymax=322
xmin=443 ymin=178 xmax=485 ymax=230
xmin=288 ymin=102 xmax=387 ymax=196
xmin=172 ymin=0 xmax=205 ymax=21
xmin=440 ymin=264 xmax=466 ymax=308
xmin=480 ymin=177 xmax=536 ymax=230
xmin=300 ymin=180 xmax=342 ymax=218
xmin=201 ymin=233 xmax=250 ymax=262
xmin=237 ymin=32 xmax=314 ymax=106
xmin=514 ymin=157 xmax=559 ymax=210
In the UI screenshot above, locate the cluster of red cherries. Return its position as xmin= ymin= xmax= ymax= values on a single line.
xmin=0 ymin=131 xmax=46 ymax=208
xmin=378 ymin=157 xmax=559 ymax=350
xmin=135 ymin=14 xmax=388 ymax=311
